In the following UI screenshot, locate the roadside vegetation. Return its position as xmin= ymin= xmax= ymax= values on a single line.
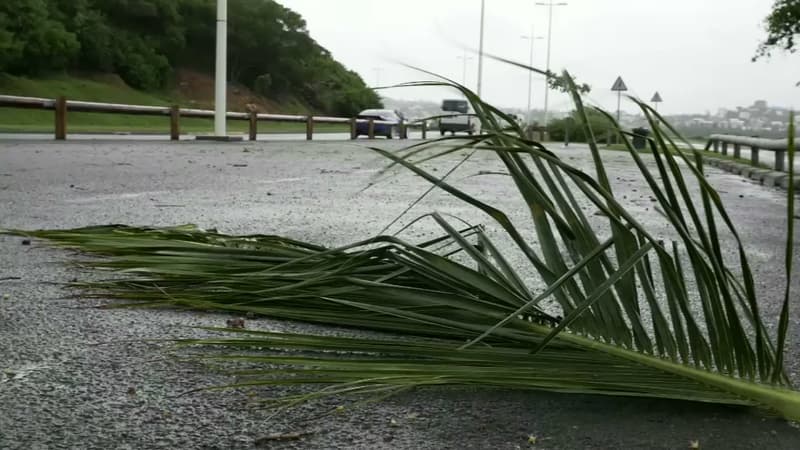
xmin=0 ymin=0 xmax=381 ymax=117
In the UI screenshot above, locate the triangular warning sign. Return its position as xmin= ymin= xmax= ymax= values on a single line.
xmin=651 ymin=92 xmax=663 ymax=102
xmin=611 ymin=76 xmax=627 ymax=91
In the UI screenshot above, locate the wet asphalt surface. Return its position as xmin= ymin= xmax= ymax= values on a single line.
xmin=1 ymin=138 xmax=800 ymax=449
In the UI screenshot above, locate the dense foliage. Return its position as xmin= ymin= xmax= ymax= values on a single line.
xmin=755 ymin=0 xmax=800 ymax=59
xmin=0 ymin=0 xmax=381 ymax=115
xmin=547 ymin=108 xmax=614 ymax=142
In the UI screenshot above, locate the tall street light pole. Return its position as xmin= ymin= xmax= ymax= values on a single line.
xmin=521 ymin=30 xmax=544 ymax=124
xmin=535 ymin=1 xmax=567 ymax=130
xmin=457 ymin=52 xmax=474 ymax=87
xmin=214 ymin=0 xmax=228 ymax=137
xmin=477 ymin=0 xmax=485 ymax=97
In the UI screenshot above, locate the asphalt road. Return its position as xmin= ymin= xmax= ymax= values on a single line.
xmin=1 ymin=138 xmax=800 ymax=449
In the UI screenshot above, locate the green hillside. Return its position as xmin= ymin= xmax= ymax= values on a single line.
xmin=0 ymin=0 xmax=380 ymax=132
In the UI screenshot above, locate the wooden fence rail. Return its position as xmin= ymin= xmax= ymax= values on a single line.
xmin=705 ymin=134 xmax=791 ymax=172
xmin=0 ymin=94 xmax=423 ymax=141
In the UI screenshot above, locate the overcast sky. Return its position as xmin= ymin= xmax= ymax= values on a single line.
xmin=279 ymin=0 xmax=799 ymax=115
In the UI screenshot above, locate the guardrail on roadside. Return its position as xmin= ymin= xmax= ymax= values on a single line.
xmin=705 ymin=134 xmax=790 ymax=171
xmin=0 ymin=94 xmax=428 ymax=141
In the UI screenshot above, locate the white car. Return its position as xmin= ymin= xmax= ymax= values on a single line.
xmin=438 ymin=99 xmax=474 ymax=136
xmin=355 ymin=109 xmax=403 ymax=138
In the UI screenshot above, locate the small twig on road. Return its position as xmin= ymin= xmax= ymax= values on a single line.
xmin=254 ymin=430 xmax=318 ymax=445
xmin=0 ymin=276 xmax=22 ymax=282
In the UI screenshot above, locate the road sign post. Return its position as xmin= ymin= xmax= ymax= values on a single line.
xmin=651 ymin=91 xmax=663 ymax=113
xmin=610 ymin=76 xmax=627 ymax=145
xmin=611 ymin=76 xmax=628 ymax=124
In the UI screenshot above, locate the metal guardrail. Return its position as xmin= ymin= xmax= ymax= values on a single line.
xmin=0 ymin=94 xmax=427 ymax=141
xmin=705 ymin=134 xmax=790 ymax=171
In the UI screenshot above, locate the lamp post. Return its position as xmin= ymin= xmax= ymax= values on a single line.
xmin=521 ymin=30 xmax=544 ymax=123
xmin=477 ymin=0 xmax=485 ymax=97
xmin=535 ymin=1 xmax=567 ymax=129
xmin=214 ymin=0 xmax=228 ymax=137
xmin=197 ymin=0 xmax=241 ymax=140
xmin=457 ymin=52 xmax=474 ymax=87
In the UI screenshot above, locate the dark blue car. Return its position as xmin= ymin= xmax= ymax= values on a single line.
xmin=355 ymin=109 xmax=402 ymax=138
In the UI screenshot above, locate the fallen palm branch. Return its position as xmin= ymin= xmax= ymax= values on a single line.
xmin=3 ymin=69 xmax=798 ymax=420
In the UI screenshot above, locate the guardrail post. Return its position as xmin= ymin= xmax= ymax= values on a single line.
xmin=170 ymin=105 xmax=180 ymax=141
xmin=368 ymin=119 xmax=375 ymax=139
xmin=733 ymin=143 xmax=741 ymax=159
xmin=713 ymin=140 xmax=719 ymax=152
xmin=55 ymin=96 xmax=67 ymax=140
xmin=306 ymin=116 xmax=313 ymax=141
xmin=248 ymin=111 xmax=258 ymax=141
xmin=775 ymin=150 xmax=786 ymax=171
xmin=350 ymin=118 xmax=357 ymax=139
xmin=421 ymin=121 xmax=427 ymax=139
xmin=721 ymin=141 xmax=728 ymax=156
xmin=751 ymin=146 xmax=760 ymax=166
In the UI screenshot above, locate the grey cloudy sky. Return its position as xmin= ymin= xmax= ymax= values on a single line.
xmin=279 ymin=0 xmax=799 ymax=115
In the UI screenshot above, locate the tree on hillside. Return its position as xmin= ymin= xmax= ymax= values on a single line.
xmin=0 ymin=0 xmax=381 ymax=115
xmin=754 ymin=0 xmax=800 ymax=60
xmin=0 ymin=0 xmax=79 ymax=74
xmin=0 ymin=11 xmax=20 ymax=70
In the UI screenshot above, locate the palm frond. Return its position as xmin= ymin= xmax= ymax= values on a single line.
xmin=5 ymin=68 xmax=800 ymax=420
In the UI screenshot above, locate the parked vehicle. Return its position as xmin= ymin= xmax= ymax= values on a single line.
xmin=499 ymin=113 xmax=524 ymax=130
xmin=438 ymin=99 xmax=474 ymax=136
xmin=354 ymin=109 xmax=402 ymax=138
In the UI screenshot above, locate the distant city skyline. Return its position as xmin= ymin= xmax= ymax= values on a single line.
xmin=280 ymin=0 xmax=799 ymax=116
xmin=383 ymin=95 xmax=797 ymax=121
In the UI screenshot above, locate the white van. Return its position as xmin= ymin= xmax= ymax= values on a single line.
xmin=438 ymin=99 xmax=474 ymax=136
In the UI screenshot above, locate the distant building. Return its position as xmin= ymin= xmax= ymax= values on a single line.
xmin=729 ymin=118 xmax=745 ymax=129
xmin=770 ymin=121 xmax=786 ymax=131
xmin=691 ymin=118 xmax=713 ymax=126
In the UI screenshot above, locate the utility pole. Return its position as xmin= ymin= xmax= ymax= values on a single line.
xmin=521 ymin=29 xmax=544 ymax=123
xmin=535 ymin=1 xmax=567 ymax=129
xmin=477 ymin=0 xmax=485 ymax=97
xmin=457 ymin=52 xmax=474 ymax=87
xmin=373 ymin=67 xmax=383 ymax=87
